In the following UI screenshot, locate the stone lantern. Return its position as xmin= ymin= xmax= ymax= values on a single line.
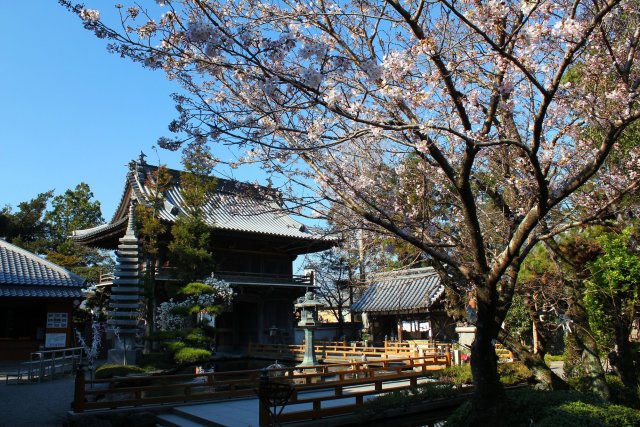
xmin=295 ymin=291 xmax=324 ymax=367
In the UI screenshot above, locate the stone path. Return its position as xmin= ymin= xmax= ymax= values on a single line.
xmin=0 ymin=362 xmax=75 ymax=427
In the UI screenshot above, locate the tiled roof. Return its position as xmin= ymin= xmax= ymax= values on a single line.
xmin=351 ymin=267 xmax=444 ymax=314
xmin=0 ymin=239 xmax=86 ymax=298
xmin=72 ymin=162 xmax=334 ymax=246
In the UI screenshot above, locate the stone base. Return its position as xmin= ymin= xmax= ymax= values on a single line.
xmin=107 ymin=348 xmax=141 ymax=365
xmin=455 ymin=325 xmax=477 ymax=347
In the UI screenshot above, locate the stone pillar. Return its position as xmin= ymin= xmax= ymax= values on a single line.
xmin=107 ymin=203 xmax=144 ymax=365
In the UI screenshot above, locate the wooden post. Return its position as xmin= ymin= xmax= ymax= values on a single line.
xmin=73 ymin=367 xmax=86 ymax=413
xmin=258 ymin=397 xmax=270 ymax=426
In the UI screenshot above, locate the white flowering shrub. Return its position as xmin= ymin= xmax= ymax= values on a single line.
xmin=75 ymin=321 xmax=103 ymax=369
xmin=204 ymin=274 xmax=235 ymax=306
xmin=155 ymin=274 xmax=234 ymax=332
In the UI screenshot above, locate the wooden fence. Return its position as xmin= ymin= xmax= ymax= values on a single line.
xmin=247 ymin=340 xmax=453 ymax=362
xmin=72 ymin=354 xmax=451 ymax=413
xmin=6 ymin=347 xmax=84 ymax=383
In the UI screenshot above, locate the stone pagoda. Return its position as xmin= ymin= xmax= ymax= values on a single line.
xmin=107 ymin=203 xmax=144 ymax=364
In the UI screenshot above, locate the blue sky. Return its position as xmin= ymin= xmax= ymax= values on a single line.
xmin=0 ymin=2 xmax=236 ymax=219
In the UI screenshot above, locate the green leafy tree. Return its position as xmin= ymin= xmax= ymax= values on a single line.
xmin=45 ymin=183 xmax=103 ymax=245
xmin=0 ymin=191 xmax=53 ymax=253
xmin=168 ymin=143 xmax=217 ymax=282
xmin=44 ymin=183 xmax=111 ymax=283
xmin=586 ymin=226 xmax=640 ymax=389
xmin=134 ymin=165 xmax=172 ymax=351
xmin=155 ymin=275 xmax=234 ymax=364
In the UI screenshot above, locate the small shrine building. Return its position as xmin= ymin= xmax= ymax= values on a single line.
xmin=352 ymin=267 xmax=455 ymax=343
xmin=0 ymin=239 xmax=86 ymax=359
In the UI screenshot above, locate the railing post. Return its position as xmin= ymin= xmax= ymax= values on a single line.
xmin=73 ymin=366 xmax=86 ymax=413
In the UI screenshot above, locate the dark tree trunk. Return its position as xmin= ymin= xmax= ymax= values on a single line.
xmin=611 ymin=319 xmax=637 ymax=389
xmin=499 ymin=331 xmax=568 ymax=390
xmin=566 ymin=283 xmax=610 ymax=400
xmin=144 ymin=261 xmax=158 ymax=353
xmin=517 ymin=294 xmax=568 ymax=390
xmin=471 ymin=287 xmax=507 ymax=426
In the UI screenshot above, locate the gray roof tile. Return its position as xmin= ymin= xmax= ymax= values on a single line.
xmin=352 ymin=267 xmax=444 ymax=314
xmin=73 ymin=162 xmax=334 ymax=244
xmin=0 ymin=239 xmax=86 ymax=298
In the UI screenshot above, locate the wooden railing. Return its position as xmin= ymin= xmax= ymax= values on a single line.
xmin=7 ymin=347 xmax=85 ymax=383
xmin=260 ymin=355 xmax=453 ymax=426
xmin=72 ymin=354 xmax=450 ymax=413
xmin=98 ymin=268 xmax=313 ymax=287
xmin=215 ymin=271 xmax=313 ymax=287
xmin=247 ymin=340 xmax=453 ymax=362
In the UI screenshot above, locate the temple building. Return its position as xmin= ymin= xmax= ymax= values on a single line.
xmin=0 ymin=239 xmax=86 ymax=359
xmin=352 ymin=267 xmax=455 ymax=343
xmin=71 ymin=157 xmax=334 ymax=351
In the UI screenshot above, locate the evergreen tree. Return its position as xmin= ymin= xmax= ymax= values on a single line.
xmin=168 ymin=143 xmax=217 ymax=282
xmin=44 ymin=183 xmax=112 ymax=283
xmin=0 ymin=190 xmax=53 ymax=253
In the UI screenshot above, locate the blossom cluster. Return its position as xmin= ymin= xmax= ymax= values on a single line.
xmin=156 ymin=275 xmax=234 ymax=331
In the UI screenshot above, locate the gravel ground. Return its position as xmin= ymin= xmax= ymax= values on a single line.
xmin=0 ymin=362 xmax=75 ymax=427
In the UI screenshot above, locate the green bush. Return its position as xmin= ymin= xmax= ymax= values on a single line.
xmin=184 ymin=328 xmax=211 ymax=346
xmin=358 ymin=382 xmax=461 ymax=420
xmin=544 ymin=354 xmax=566 ymax=364
xmin=498 ymin=362 xmax=533 ymax=386
xmin=95 ymin=364 xmax=147 ymax=379
xmin=605 ymin=375 xmax=640 ymax=408
xmin=550 ymin=401 xmax=640 ymax=426
xmin=436 ymin=365 xmax=473 ymax=388
xmin=413 ymin=382 xmax=459 ymax=399
xmin=446 ymin=389 xmax=640 ymax=427
xmin=173 ymin=347 xmax=211 ymax=364
xmin=165 ymin=341 xmax=186 ymax=353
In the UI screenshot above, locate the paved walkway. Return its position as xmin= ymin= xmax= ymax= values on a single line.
xmin=0 ymin=361 xmax=75 ymax=427
xmin=156 ymin=377 xmax=433 ymax=426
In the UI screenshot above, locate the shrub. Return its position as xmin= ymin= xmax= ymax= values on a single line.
xmin=436 ymin=365 xmax=473 ymax=388
xmin=605 ymin=375 xmax=640 ymax=408
xmin=165 ymin=341 xmax=186 ymax=353
xmin=358 ymin=382 xmax=461 ymax=420
xmin=173 ymin=347 xmax=211 ymax=364
xmin=184 ymin=328 xmax=211 ymax=346
xmin=447 ymin=389 xmax=640 ymax=426
xmin=544 ymin=354 xmax=566 ymax=364
xmin=549 ymin=401 xmax=640 ymax=426
xmin=95 ymin=364 xmax=147 ymax=379
xmin=413 ymin=382 xmax=459 ymax=399
xmin=498 ymin=362 xmax=533 ymax=386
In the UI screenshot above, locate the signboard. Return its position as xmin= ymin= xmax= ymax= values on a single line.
xmin=45 ymin=333 xmax=67 ymax=348
xmin=46 ymin=312 xmax=68 ymax=329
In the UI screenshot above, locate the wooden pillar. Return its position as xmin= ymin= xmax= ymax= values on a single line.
xmin=73 ymin=367 xmax=86 ymax=412
xmin=397 ymin=317 xmax=403 ymax=342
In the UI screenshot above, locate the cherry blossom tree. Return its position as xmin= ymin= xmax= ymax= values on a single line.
xmin=62 ymin=0 xmax=640 ymax=423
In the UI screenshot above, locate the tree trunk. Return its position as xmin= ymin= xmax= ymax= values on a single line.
xmin=566 ymin=283 xmax=610 ymax=400
xmin=499 ymin=331 xmax=568 ymax=390
xmin=471 ymin=288 xmax=507 ymax=426
xmin=144 ymin=262 xmax=157 ymax=353
xmin=612 ymin=318 xmax=637 ymax=389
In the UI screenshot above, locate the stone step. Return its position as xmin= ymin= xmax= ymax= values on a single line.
xmin=156 ymin=411 xmax=218 ymax=427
